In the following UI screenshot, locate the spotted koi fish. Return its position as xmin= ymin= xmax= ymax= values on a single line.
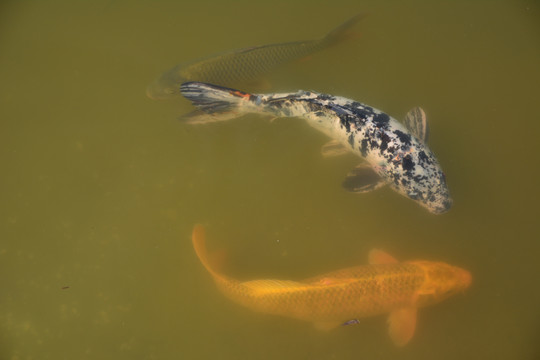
xmin=180 ymin=82 xmax=452 ymax=214
xmin=192 ymin=225 xmax=471 ymax=346
xmin=146 ymin=14 xmax=364 ymax=100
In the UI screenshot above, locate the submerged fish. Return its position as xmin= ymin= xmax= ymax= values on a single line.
xmin=192 ymin=225 xmax=471 ymax=346
xmin=180 ymin=82 xmax=452 ymax=214
xmin=147 ymin=14 xmax=364 ymax=100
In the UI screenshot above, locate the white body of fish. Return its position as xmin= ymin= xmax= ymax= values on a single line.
xmin=180 ymin=82 xmax=452 ymax=214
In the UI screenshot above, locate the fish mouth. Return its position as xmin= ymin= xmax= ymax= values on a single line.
xmin=461 ymin=269 xmax=473 ymax=289
xmin=146 ymin=82 xmax=176 ymax=100
xmin=146 ymin=75 xmax=183 ymax=100
xmin=422 ymin=190 xmax=453 ymax=214
xmin=455 ymin=268 xmax=472 ymax=293
xmin=432 ymin=198 xmax=453 ymax=214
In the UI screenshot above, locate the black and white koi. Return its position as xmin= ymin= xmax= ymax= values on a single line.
xmin=180 ymin=82 xmax=452 ymax=214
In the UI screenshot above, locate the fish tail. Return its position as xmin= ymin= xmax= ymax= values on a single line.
xmin=192 ymin=225 xmax=236 ymax=285
xmin=192 ymin=225 xmax=254 ymax=308
xmin=192 ymin=224 xmax=219 ymax=278
xmin=180 ymin=82 xmax=259 ymax=123
xmin=321 ymin=13 xmax=366 ymax=47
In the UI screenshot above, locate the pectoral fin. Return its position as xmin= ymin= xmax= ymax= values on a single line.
xmin=388 ymin=307 xmax=418 ymax=346
xmin=342 ymin=319 xmax=361 ymax=326
xmin=403 ymin=107 xmax=429 ymax=142
xmin=321 ymin=140 xmax=350 ymax=157
xmin=342 ymin=163 xmax=386 ymax=193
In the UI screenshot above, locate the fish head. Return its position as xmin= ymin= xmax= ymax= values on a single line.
xmin=411 ymin=260 xmax=472 ymax=306
xmin=408 ymin=168 xmax=452 ymax=214
xmin=146 ymin=65 xmax=188 ymax=100
xmin=146 ymin=76 xmax=184 ymax=100
xmin=388 ymin=143 xmax=452 ymax=214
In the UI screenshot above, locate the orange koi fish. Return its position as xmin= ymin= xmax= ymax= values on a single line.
xmin=192 ymin=225 xmax=471 ymax=346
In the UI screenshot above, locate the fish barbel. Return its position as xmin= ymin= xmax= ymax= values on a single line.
xmin=180 ymin=82 xmax=452 ymax=214
xmin=147 ymin=14 xmax=364 ymax=100
xmin=192 ymin=225 xmax=471 ymax=346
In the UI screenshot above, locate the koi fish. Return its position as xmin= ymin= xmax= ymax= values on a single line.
xmin=192 ymin=225 xmax=471 ymax=346
xmin=180 ymin=82 xmax=452 ymax=214
xmin=146 ymin=14 xmax=364 ymax=100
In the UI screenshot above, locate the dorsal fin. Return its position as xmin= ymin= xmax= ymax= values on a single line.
xmin=403 ymin=107 xmax=429 ymax=142
xmin=369 ymin=249 xmax=398 ymax=264
xmin=321 ymin=13 xmax=366 ymax=46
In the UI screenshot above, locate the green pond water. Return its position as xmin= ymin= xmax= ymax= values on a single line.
xmin=1 ymin=0 xmax=539 ymax=359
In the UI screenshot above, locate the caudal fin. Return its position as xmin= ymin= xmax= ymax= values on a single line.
xmin=321 ymin=13 xmax=366 ymax=47
xmin=192 ymin=224 xmax=242 ymax=299
xmin=192 ymin=224 xmax=217 ymax=276
xmin=180 ymin=82 xmax=257 ymax=122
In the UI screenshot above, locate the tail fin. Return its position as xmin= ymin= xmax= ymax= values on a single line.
xmin=192 ymin=224 xmax=242 ymax=300
xmin=192 ymin=224 xmax=218 ymax=277
xmin=322 ymin=13 xmax=366 ymax=47
xmin=180 ymin=82 xmax=256 ymax=116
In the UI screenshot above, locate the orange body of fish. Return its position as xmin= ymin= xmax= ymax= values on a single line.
xmin=192 ymin=225 xmax=471 ymax=346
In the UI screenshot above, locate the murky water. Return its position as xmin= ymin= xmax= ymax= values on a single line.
xmin=1 ymin=0 xmax=539 ymax=359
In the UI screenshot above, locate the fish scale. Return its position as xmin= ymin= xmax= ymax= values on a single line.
xmin=237 ymin=264 xmax=425 ymax=320
xmin=191 ymin=225 xmax=472 ymax=345
xmin=147 ymin=14 xmax=364 ymax=99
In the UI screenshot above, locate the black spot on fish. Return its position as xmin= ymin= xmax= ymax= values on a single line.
xmin=348 ymin=133 xmax=355 ymax=147
xmin=360 ymin=139 xmax=369 ymax=157
xmin=402 ymin=155 xmax=415 ymax=171
xmin=351 ymin=101 xmax=363 ymax=109
xmin=363 ymin=105 xmax=374 ymax=112
xmin=272 ymin=101 xmax=283 ymax=109
xmin=351 ymin=107 xmax=374 ymax=121
xmin=318 ymin=93 xmax=335 ymax=101
xmin=329 ymin=104 xmax=349 ymax=116
xmin=414 ymin=174 xmax=427 ymax=182
xmin=418 ymin=150 xmax=430 ymax=164
xmin=380 ymin=133 xmax=391 ymax=152
xmin=393 ymin=130 xmax=412 ymax=146
xmin=373 ymin=113 xmax=390 ymax=128
xmin=339 ymin=115 xmax=351 ymax=132
xmin=314 ymin=111 xmax=325 ymax=117
xmin=305 ymin=102 xmax=323 ymax=114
